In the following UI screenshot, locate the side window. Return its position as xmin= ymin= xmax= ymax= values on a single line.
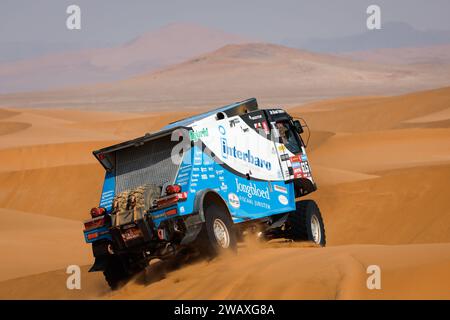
xmin=275 ymin=121 xmax=302 ymax=154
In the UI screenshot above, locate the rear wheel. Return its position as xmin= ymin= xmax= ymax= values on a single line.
xmin=286 ymin=200 xmax=326 ymax=246
xmin=198 ymin=202 xmax=237 ymax=257
xmin=103 ymin=256 xmax=130 ymax=290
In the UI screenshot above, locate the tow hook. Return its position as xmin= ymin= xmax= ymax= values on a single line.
xmin=160 ymin=243 xmax=176 ymax=258
xmin=107 ymin=243 xmax=114 ymax=255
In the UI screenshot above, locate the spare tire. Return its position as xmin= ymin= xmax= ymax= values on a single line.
xmin=127 ymin=184 xmax=161 ymax=220
xmin=112 ymin=185 xmax=161 ymax=226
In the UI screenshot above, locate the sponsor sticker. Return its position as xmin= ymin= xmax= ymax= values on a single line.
xmin=221 ymin=138 xmax=272 ymax=171
xmin=278 ymin=194 xmax=288 ymax=205
xmin=153 ymin=212 xmax=166 ymax=219
xmin=218 ymin=125 xmax=226 ymax=135
xmin=229 ymin=119 xmax=240 ymax=127
xmin=189 ymin=128 xmax=209 ymax=142
xmin=249 ymin=114 xmax=263 ymax=120
xmin=293 ymin=167 xmax=303 ymax=178
xmin=269 ymin=109 xmax=285 ymax=115
xmin=274 ymin=185 xmax=288 ymax=194
xmin=235 ymin=178 xmax=270 ymax=200
xmin=262 ymin=121 xmax=269 ymax=133
xmin=228 ymin=193 xmax=240 ymax=209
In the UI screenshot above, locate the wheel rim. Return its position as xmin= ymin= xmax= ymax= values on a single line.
xmin=310 ymin=215 xmax=321 ymax=244
xmin=213 ymin=218 xmax=230 ymax=248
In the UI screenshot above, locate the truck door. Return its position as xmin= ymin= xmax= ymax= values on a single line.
xmin=265 ymin=110 xmax=313 ymax=185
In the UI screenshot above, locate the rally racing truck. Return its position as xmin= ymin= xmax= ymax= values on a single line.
xmin=83 ymin=98 xmax=326 ymax=289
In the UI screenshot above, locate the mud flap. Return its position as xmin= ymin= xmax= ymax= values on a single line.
xmin=88 ymin=257 xmax=109 ymax=272
xmin=180 ymin=223 xmax=203 ymax=245
xmin=180 ymin=214 xmax=204 ymax=245
xmin=265 ymin=213 xmax=289 ymax=231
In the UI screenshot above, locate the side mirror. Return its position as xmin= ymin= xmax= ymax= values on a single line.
xmin=293 ymin=120 xmax=303 ymax=134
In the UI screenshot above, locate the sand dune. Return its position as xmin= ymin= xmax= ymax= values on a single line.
xmin=0 ymin=208 xmax=92 ymax=281
xmin=0 ymin=164 xmax=104 ymax=221
xmin=291 ymin=86 xmax=450 ymax=132
xmin=2 ymin=242 xmax=450 ymax=299
xmin=110 ymin=243 xmax=450 ymax=300
xmin=404 ymin=107 xmax=450 ymax=124
xmin=0 ymin=141 xmax=118 ymax=172
xmin=0 ymin=23 xmax=250 ymax=93
xmin=67 ymin=112 xmax=194 ymax=139
xmin=0 ymin=86 xmax=449 ymax=299
xmin=2 ymin=44 xmax=450 ymax=111
xmin=342 ymin=44 xmax=450 ymax=65
xmin=0 ymin=122 xmax=31 ymax=136
xmin=0 ymin=110 xmax=121 ymax=149
xmin=312 ymin=165 xmax=378 ymax=186
xmin=0 ymin=108 xmax=20 ymax=120
xmin=313 ymin=164 xmax=450 ymax=245
xmin=0 ymin=265 xmax=108 ymax=299
xmin=309 ymin=128 xmax=450 ymax=173
xmin=22 ymin=108 xmax=147 ymax=123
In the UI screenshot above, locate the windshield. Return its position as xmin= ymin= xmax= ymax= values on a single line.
xmin=275 ymin=121 xmax=302 ymax=154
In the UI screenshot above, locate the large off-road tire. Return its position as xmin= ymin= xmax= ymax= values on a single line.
xmin=286 ymin=200 xmax=326 ymax=246
xmin=103 ymin=256 xmax=131 ymax=290
xmin=198 ymin=202 xmax=237 ymax=257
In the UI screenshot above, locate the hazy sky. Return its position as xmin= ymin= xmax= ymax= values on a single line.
xmin=1 ymin=0 xmax=450 ymax=45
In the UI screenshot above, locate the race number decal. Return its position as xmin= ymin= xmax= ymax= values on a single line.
xmin=301 ymin=161 xmax=310 ymax=174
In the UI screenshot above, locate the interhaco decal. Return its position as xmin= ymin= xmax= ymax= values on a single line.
xmin=220 ymin=137 xmax=272 ymax=171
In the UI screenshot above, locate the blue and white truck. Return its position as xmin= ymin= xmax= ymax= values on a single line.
xmin=83 ymin=98 xmax=326 ymax=289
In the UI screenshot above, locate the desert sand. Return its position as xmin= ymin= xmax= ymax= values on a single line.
xmin=0 ymin=86 xmax=449 ymax=299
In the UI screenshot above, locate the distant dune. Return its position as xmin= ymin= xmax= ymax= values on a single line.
xmin=0 ymin=23 xmax=250 ymax=93
xmin=0 ymin=87 xmax=450 ymax=299
xmin=292 ymin=21 xmax=450 ymax=53
xmin=342 ymin=44 xmax=450 ymax=65
xmin=1 ymin=43 xmax=450 ymax=111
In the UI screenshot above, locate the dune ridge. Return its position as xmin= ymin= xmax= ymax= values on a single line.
xmin=1 ymin=44 xmax=450 ymax=111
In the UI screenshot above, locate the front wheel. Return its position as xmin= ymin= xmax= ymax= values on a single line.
xmin=286 ymin=200 xmax=326 ymax=246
